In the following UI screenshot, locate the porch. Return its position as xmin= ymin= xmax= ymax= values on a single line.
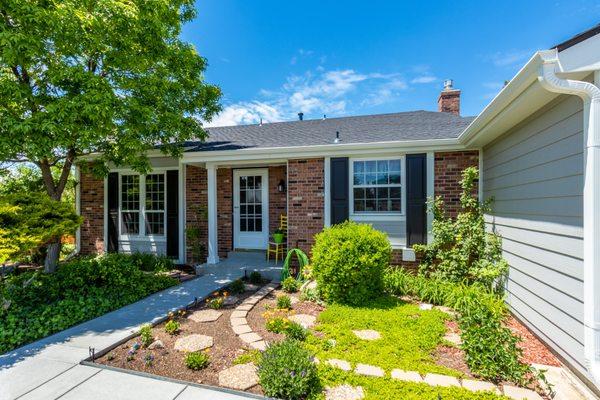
xmin=197 ymin=251 xmax=283 ymax=282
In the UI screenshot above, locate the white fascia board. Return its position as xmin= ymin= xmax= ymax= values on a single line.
xmin=559 ymin=32 xmax=600 ymax=73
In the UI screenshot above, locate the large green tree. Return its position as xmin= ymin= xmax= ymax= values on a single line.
xmin=0 ymin=0 xmax=221 ymax=271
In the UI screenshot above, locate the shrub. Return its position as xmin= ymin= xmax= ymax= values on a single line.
xmin=130 ymin=252 xmax=174 ymax=272
xmin=140 ymin=324 xmax=153 ymax=348
xmin=285 ymin=322 xmax=307 ymax=341
xmin=266 ymin=317 xmax=289 ymax=334
xmin=282 ymin=277 xmax=299 ymax=293
xmin=185 ymin=351 xmax=210 ymax=370
xmin=207 ymin=296 xmax=224 ymax=309
xmin=229 ymin=279 xmax=245 ymax=294
xmin=165 ymin=320 xmax=180 ymax=335
xmin=414 ymin=167 xmax=508 ymax=289
xmin=312 ymin=221 xmax=391 ymax=305
xmin=258 ymin=339 xmax=320 ymax=400
xmin=249 ymin=271 xmax=263 ymax=284
xmin=300 ymin=287 xmax=320 ymax=303
xmin=233 ymin=349 xmax=262 ymax=365
xmin=276 ymin=294 xmax=292 ymax=309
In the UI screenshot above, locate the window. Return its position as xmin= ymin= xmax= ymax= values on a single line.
xmin=120 ymin=173 xmax=166 ymax=236
xmin=352 ymin=159 xmax=402 ymax=213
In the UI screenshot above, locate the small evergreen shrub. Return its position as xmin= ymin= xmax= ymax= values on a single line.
xmin=139 ymin=324 xmax=153 ymax=348
xmin=185 ymin=351 xmax=210 ymax=370
xmin=312 ymin=221 xmax=391 ymax=305
xmin=276 ymin=294 xmax=292 ymax=309
xmin=229 ymin=279 xmax=245 ymax=294
xmin=164 ymin=320 xmax=180 ymax=335
xmin=249 ymin=271 xmax=263 ymax=284
xmin=258 ymin=339 xmax=320 ymax=400
xmin=285 ymin=322 xmax=307 ymax=341
xmin=130 ymin=252 xmax=174 ymax=272
xmin=282 ymin=277 xmax=299 ymax=293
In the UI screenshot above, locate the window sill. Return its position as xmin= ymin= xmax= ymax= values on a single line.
xmin=119 ymin=235 xmax=167 ymax=242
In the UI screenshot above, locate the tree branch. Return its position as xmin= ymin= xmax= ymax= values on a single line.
xmin=36 ymin=160 xmax=58 ymax=200
xmin=54 ymin=149 xmax=76 ymax=200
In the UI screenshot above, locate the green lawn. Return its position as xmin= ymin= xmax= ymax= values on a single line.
xmin=305 ymin=295 xmax=460 ymax=377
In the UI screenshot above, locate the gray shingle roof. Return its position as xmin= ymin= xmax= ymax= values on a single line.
xmin=184 ymin=110 xmax=475 ymax=152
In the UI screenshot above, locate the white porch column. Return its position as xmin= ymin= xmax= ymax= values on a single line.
xmin=426 ymin=152 xmax=435 ymax=244
xmin=206 ymin=163 xmax=220 ymax=264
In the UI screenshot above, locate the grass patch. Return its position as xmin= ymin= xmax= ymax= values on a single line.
xmin=312 ymin=366 xmax=507 ymax=399
xmin=305 ymin=295 xmax=461 ymax=376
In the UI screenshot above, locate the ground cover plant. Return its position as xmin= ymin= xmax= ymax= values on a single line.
xmin=0 ymin=253 xmax=176 ymax=353
xmin=305 ymin=295 xmax=461 ymax=377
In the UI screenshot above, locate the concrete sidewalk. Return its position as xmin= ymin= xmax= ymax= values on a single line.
xmin=0 ymin=253 xmax=280 ymax=400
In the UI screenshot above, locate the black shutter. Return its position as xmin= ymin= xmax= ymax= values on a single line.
xmin=330 ymin=157 xmax=349 ymax=225
xmin=166 ymin=170 xmax=179 ymax=258
xmin=406 ymin=154 xmax=427 ymax=246
xmin=107 ymin=172 xmax=119 ymax=252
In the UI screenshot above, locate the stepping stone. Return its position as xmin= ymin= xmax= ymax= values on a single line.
xmin=352 ymin=329 xmax=381 ymax=341
xmin=355 ymin=363 xmax=384 ymax=377
xmin=232 ymin=324 xmax=252 ymax=335
xmin=502 ymin=385 xmax=543 ymax=400
xmin=188 ymin=309 xmax=223 ymax=323
xmin=174 ymin=334 xmax=213 ymax=352
xmin=434 ymin=305 xmax=458 ymax=317
xmin=419 ymin=303 xmax=433 ymax=310
xmin=236 ymin=303 xmax=254 ymax=311
xmin=326 ymin=358 xmax=351 ymax=371
xmin=245 ymin=296 xmax=261 ymax=305
xmin=462 ymin=379 xmax=499 ymax=393
xmin=239 ymin=332 xmax=262 ymax=344
xmin=325 ymin=385 xmax=364 ymax=400
xmin=391 ymin=369 xmax=423 ymax=382
xmin=147 ymin=340 xmax=164 ymax=350
xmin=230 ymin=317 xmax=247 ymax=327
xmin=443 ymin=332 xmax=462 ymax=346
xmin=289 ymin=314 xmax=316 ymax=328
xmin=223 ymin=295 xmax=239 ymax=306
xmin=424 ymin=373 xmax=460 ymax=387
xmin=219 ymin=363 xmax=259 ymax=390
xmin=231 ymin=310 xmax=247 ymax=319
xmin=244 ymin=283 xmax=260 ymax=291
xmin=250 ymin=340 xmax=267 ymax=351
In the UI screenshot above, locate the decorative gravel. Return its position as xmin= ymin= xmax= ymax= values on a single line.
xmin=325 ymin=384 xmax=364 ymax=400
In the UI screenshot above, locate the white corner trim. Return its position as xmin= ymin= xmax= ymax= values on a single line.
xmin=537 ymin=48 xmax=600 ymax=385
xmin=206 ymin=163 xmax=219 ymax=265
xmin=426 ymin=152 xmax=434 ymax=244
xmin=324 ymin=156 xmax=331 ymax=227
xmin=478 ymin=148 xmax=484 ymax=201
xmin=178 ymin=160 xmax=186 ymax=264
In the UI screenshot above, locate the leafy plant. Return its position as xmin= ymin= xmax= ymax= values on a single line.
xmin=285 ymin=322 xmax=307 ymax=341
xmin=130 ymin=253 xmax=174 ymax=272
xmin=258 ymin=339 xmax=320 ymax=400
xmin=312 ymin=221 xmax=391 ymax=305
xmin=165 ymin=320 xmax=180 ymax=336
xmin=229 ymin=279 xmax=245 ymax=294
xmin=249 ymin=271 xmax=263 ymax=284
xmin=282 ymin=277 xmax=299 ymax=293
xmin=144 ymin=353 xmax=154 ymax=367
xmin=414 ymin=167 xmax=508 ymax=289
xmin=207 ymin=296 xmax=224 ymax=309
xmin=276 ymin=294 xmax=292 ymax=310
xmin=266 ymin=317 xmax=290 ymax=334
xmin=185 ymin=351 xmax=210 ymax=370
xmin=140 ymin=324 xmax=153 ymax=348
xmin=233 ymin=349 xmax=262 ymax=365
xmin=300 ymin=287 xmax=321 ymax=303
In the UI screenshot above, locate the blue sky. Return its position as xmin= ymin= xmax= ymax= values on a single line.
xmin=183 ymin=1 xmax=600 ymax=126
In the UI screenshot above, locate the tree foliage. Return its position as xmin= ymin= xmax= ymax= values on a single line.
xmin=0 ymin=193 xmax=81 ymax=264
xmin=414 ymin=167 xmax=508 ymax=289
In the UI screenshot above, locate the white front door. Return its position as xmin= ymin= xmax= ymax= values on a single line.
xmin=233 ymin=169 xmax=269 ymax=249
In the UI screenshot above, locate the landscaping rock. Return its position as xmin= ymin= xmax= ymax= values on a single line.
xmin=462 ymin=379 xmax=499 ymax=393
xmin=232 ymin=324 xmax=252 ymax=335
xmin=223 ymin=295 xmax=239 ymax=306
xmin=435 ymin=305 xmax=458 ymax=317
xmin=231 ymin=310 xmax=247 ymax=319
xmin=239 ymin=332 xmax=262 ymax=344
xmin=423 ymin=373 xmax=460 ymax=387
xmin=419 ymin=303 xmax=433 ymax=310
xmin=502 ymin=385 xmax=543 ymax=400
xmin=289 ymin=314 xmax=316 ymax=328
xmin=236 ymin=303 xmax=254 ymax=311
xmin=249 ymin=340 xmax=267 ymax=351
xmin=244 ymin=283 xmax=260 ymax=291
xmin=352 ymin=329 xmax=381 ymax=341
xmin=326 ymin=358 xmax=352 ymax=371
xmin=325 ymin=385 xmax=364 ymax=400
xmin=355 ymin=363 xmax=385 ymax=377
xmin=230 ymin=317 xmax=247 ymax=327
xmin=147 ymin=340 xmax=164 ymax=350
xmin=301 ymin=280 xmax=317 ymax=292
xmin=174 ymin=334 xmax=213 ymax=352
xmin=218 ymin=363 xmax=259 ymax=390
xmin=443 ymin=332 xmax=462 ymax=346
xmin=391 ymin=369 xmax=423 ymax=382
xmin=187 ymin=309 xmax=223 ymax=323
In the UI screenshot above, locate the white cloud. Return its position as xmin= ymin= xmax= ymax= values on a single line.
xmin=411 ymin=76 xmax=437 ymax=84
xmin=204 ymin=101 xmax=283 ymax=127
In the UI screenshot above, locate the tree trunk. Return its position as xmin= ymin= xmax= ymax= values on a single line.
xmin=44 ymin=241 xmax=61 ymax=273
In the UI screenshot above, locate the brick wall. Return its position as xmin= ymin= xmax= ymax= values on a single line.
xmin=268 ymin=165 xmax=287 ymax=233
xmin=185 ymin=165 xmax=208 ymax=264
xmin=287 ymin=158 xmax=324 ymax=256
xmin=217 ymin=168 xmax=233 ymax=258
xmin=434 ymin=150 xmax=479 ymax=218
xmin=79 ymin=167 xmax=105 ymax=255
xmin=390 ymin=249 xmax=420 ymax=272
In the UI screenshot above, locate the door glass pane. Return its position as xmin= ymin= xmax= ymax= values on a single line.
xmin=238 ymin=174 xmax=263 ymax=233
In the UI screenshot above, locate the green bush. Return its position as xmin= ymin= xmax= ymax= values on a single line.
xmin=282 ymin=277 xmax=299 ymax=293
xmin=249 ymin=271 xmax=263 ymax=284
xmin=140 ymin=324 xmax=153 ymax=348
xmin=285 ymin=322 xmax=307 ymax=341
xmin=266 ymin=316 xmax=289 ymax=334
xmin=276 ymin=294 xmax=292 ymax=309
xmin=165 ymin=320 xmax=180 ymax=335
xmin=258 ymin=339 xmax=320 ymax=400
xmin=185 ymin=351 xmax=210 ymax=370
xmin=414 ymin=167 xmax=508 ymax=289
xmin=312 ymin=221 xmax=391 ymax=305
xmin=130 ymin=252 xmax=174 ymax=272
xmin=383 ymin=268 xmax=531 ymax=385
xmin=229 ymin=279 xmax=245 ymax=294
xmin=0 ymin=253 xmax=176 ymax=353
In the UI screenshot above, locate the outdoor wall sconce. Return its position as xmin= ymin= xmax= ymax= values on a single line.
xmin=277 ymin=179 xmax=286 ymax=193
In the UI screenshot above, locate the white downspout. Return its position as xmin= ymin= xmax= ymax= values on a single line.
xmin=538 ymin=49 xmax=600 ymax=384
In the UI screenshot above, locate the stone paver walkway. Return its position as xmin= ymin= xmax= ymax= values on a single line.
xmin=0 ymin=252 xmax=279 ymax=400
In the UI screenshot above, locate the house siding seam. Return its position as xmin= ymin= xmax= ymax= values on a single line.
xmin=287 ymin=158 xmax=325 ymax=256
xmin=217 ymin=167 xmax=233 ymax=258
xmin=185 ymin=165 xmax=208 ymax=264
xmin=269 ymin=165 xmax=287 ymax=234
xmin=434 ymin=150 xmax=479 ymax=218
xmin=79 ymin=168 xmax=105 ymax=255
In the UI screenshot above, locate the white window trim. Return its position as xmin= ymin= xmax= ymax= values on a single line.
xmin=118 ymin=171 xmax=167 ymax=242
xmin=349 ymin=156 xmax=407 ymax=219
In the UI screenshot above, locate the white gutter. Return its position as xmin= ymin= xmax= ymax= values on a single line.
xmin=537 ymin=49 xmax=600 ymax=384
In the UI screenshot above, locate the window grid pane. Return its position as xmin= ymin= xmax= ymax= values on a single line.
xmin=145 ymin=212 xmax=164 ymax=235
xmin=239 ymin=175 xmax=263 ymax=232
xmin=121 ymin=175 xmax=140 ymax=211
xmin=352 ymin=159 xmax=402 ymax=213
xmin=145 ymin=174 xmax=165 ymax=211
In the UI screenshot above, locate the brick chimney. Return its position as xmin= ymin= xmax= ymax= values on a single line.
xmin=438 ymin=79 xmax=460 ymax=115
